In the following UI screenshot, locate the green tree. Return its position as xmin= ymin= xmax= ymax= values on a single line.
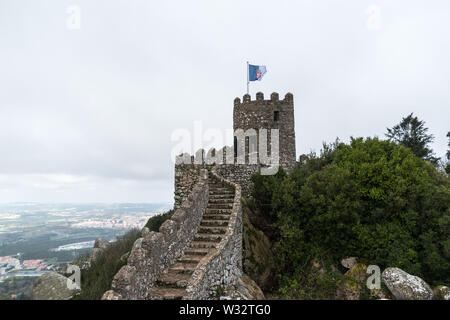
xmin=251 ymin=137 xmax=450 ymax=297
xmin=386 ymin=113 xmax=438 ymax=162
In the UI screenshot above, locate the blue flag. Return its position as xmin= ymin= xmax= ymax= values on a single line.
xmin=249 ymin=64 xmax=267 ymax=81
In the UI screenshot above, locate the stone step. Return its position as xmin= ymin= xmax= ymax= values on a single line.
xmin=190 ymin=241 xmax=217 ymax=249
xmin=208 ymin=194 xmax=235 ymax=200
xmin=208 ymin=195 xmax=234 ymax=200
xmin=209 ymin=189 xmax=231 ymax=193
xmin=208 ymin=184 xmax=226 ymax=188
xmin=184 ymin=248 xmax=211 ymax=256
xmin=200 ymin=219 xmax=229 ymax=227
xmin=147 ymin=287 xmax=186 ymax=300
xmin=198 ymin=226 xmax=227 ymax=234
xmin=203 ymin=214 xmax=231 ymax=220
xmin=207 ymin=203 xmax=233 ymax=209
xmin=205 ymin=208 xmax=232 ymax=215
xmin=178 ymin=255 xmax=202 ymax=264
xmin=207 ymin=201 xmax=233 ymax=207
xmin=194 ymin=233 xmax=222 ymax=242
xmin=157 ymin=272 xmax=191 ymax=288
xmin=209 ymin=193 xmax=234 ymax=197
xmin=169 ymin=262 xmax=197 ymax=274
xmin=209 ymin=190 xmax=234 ymax=195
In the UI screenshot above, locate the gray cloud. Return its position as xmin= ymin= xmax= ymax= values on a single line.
xmin=0 ymin=0 xmax=449 ymax=203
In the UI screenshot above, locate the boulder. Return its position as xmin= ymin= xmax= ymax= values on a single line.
xmin=341 ymin=257 xmax=358 ymax=269
xmin=141 ymin=227 xmax=150 ymax=237
xmin=92 ymin=238 xmax=110 ymax=262
xmin=111 ymin=265 xmax=137 ymax=296
xmin=382 ymin=267 xmax=433 ymax=300
xmin=220 ymin=274 xmax=265 ymax=300
xmin=32 ymin=272 xmax=79 ymax=300
xmin=94 ymin=237 xmax=110 ymax=249
xmin=433 ymin=285 xmax=450 ymax=300
xmin=102 ymin=290 xmax=122 ymax=300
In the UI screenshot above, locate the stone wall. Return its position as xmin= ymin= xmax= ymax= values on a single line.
xmin=102 ymin=169 xmax=209 ymax=300
xmin=185 ymin=167 xmax=243 ymax=299
xmin=102 ymin=92 xmax=296 ymax=300
xmin=174 ymin=163 xmax=202 ymax=209
xmin=175 ymin=159 xmax=260 ymax=204
xmin=214 ymin=164 xmax=260 ymax=197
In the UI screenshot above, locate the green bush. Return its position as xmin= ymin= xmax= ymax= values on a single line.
xmin=249 ymin=168 xmax=287 ymax=223
xmin=251 ymin=137 xmax=450 ymax=297
xmin=144 ymin=210 xmax=174 ymax=232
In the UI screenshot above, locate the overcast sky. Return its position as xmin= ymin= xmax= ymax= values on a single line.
xmin=0 ymin=0 xmax=449 ymax=204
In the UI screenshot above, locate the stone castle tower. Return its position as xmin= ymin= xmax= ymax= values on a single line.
xmin=233 ymin=92 xmax=296 ymax=171
xmin=173 ymin=92 xmax=297 ymax=207
xmin=103 ymin=92 xmax=297 ymax=300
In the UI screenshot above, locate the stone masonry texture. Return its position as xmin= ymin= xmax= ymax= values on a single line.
xmin=103 ymin=92 xmax=296 ymax=300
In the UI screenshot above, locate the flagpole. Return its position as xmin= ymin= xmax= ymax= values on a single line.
xmin=246 ymin=61 xmax=249 ymax=95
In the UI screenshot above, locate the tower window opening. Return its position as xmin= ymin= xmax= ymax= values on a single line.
xmin=274 ymin=111 xmax=279 ymax=121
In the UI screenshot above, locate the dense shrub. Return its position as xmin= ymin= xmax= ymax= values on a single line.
xmin=251 ymin=137 xmax=450 ymax=297
xmin=144 ymin=210 xmax=174 ymax=232
xmin=250 ymin=168 xmax=287 ymax=223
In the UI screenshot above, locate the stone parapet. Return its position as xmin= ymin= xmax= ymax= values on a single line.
xmin=185 ymin=166 xmax=243 ymax=299
xmin=102 ymin=169 xmax=209 ymax=300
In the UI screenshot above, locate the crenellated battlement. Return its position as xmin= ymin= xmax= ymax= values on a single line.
xmin=233 ymin=92 xmax=293 ymax=107
xmin=175 ymin=146 xmax=235 ymax=166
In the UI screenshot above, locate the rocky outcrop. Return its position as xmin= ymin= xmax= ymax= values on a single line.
xmin=382 ymin=267 xmax=433 ymax=300
xmin=141 ymin=227 xmax=150 ymax=237
xmin=92 ymin=238 xmax=110 ymax=262
xmin=220 ymin=274 xmax=265 ymax=300
xmin=102 ymin=290 xmax=122 ymax=300
xmin=32 ymin=272 xmax=79 ymax=300
xmin=335 ymin=262 xmax=439 ymax=300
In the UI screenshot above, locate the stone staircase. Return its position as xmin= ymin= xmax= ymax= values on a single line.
xmin=147 ymin=174 xmax=235 ymax=299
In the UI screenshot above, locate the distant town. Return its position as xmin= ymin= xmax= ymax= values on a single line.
xmin=0 ymin=202 xmax=170 ymax=299
xmin=0 ymin=255 xmax=52 ymax=281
